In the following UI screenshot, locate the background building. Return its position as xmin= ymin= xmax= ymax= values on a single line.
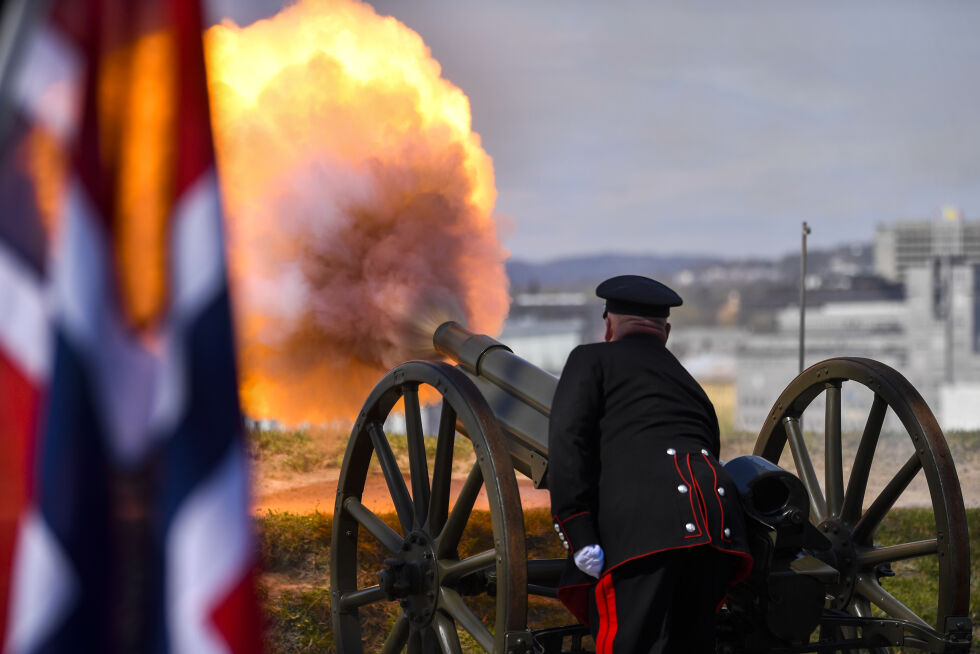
xmin=736 ymin=259 xmax=980 ymax=432
xmin=873 ymin=208 xmax=980 ymax=282
xmin=500 ymin=214 xmax=980 ymax=436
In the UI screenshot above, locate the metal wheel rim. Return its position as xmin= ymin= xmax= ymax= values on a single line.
xmin=754 ymin=357 xmax=970 ymax=636
xmin=331 ymin=360 xmax=528 ymax=653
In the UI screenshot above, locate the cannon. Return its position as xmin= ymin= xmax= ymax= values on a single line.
xmin=330 ymin=321 xmax=973 ymax=653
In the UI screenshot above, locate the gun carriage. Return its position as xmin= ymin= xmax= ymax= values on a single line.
xmin=330 ymin=321 xmax=973 ymax=653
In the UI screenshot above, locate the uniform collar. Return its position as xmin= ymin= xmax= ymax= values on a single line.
xmin=616 ymin=331 xmax=667 ymax=346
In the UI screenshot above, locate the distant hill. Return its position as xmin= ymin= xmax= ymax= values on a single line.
xmin=506 ymin=244 xmax=873 ymax=292
xmin=506 ymin=253 xmax=723 ymax=291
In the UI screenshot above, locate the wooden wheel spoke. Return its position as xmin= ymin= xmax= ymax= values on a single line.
xmin=332 ymin=360 xmax=529 ymax=653
xmin=857 ymin=539 xmax=938 ymax=567
xmin=432 ymin=613 xmax=463 ymax=654
xmin=343 ymin=497 xmax=404 ymax=554
xmin=752 ymin=357 xmax=971 ymax=639
xmin=404 ymin=384 xmax=431 ymax=529
xmin=824 ymin=383 xmax=844 ymax=517
xmin=783 ymin=416 xmax=827 ymax=523
xmin=439 ymin=549 xmax=497 ymax=584
xmin=381 ymin=613 xmax=410 ymax=654
xmin=855 ymin=575 xmax=931 ymax=628
xmin=419 ymin=627 xmax=444 ymax=654
xmin=337 ymin=584 xmax=386 ymax=611
xmin=439 ymin=587 xmax=494 ymax=652
xmin=407 ymin=631 xmax=421 ymax=654
xmin=368 ymin=421 xmax=415 ymax=533
xmin=853 ymin=454 xmax=921 ymax=544
xmin=428 ymin=402 xmax=457 ymax=535
xmin=841 ymin=394 xmax=886 ymax=523
xmin=436 ymin=463 xmax=483 ymax=558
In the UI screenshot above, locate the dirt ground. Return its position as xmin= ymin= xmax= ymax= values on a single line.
xmin=252 ymin=447 xmax=980 ymax=515
xmin=253 ymin=467 xmax=551 ymax=514
xmin=251 ymin=377 xmax=980 ymax=514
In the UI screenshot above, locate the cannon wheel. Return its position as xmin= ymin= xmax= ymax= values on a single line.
xmin=754 ymin=358 xmax=970 ymax=646
xmin=331 ymin=360 xmax=528 ymax=653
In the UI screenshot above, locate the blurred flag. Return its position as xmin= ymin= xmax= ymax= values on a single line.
xmin=0 ymin=1 xmax=262 ymax=652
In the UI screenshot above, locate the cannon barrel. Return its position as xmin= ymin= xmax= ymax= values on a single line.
xmin=434 ymin=321 xmax=557 ymax=487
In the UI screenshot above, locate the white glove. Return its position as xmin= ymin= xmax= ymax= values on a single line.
xmin=573 ymin=544 xmax=604 ymax=579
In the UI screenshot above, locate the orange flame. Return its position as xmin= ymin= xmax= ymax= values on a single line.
xmin=20 ymin=0 xmax=510 ymax=424
xmin=25 ymin=27 xmax=177 ymax=330
xmin=205 ymin=0 xmax=509 ymax=423
xmin=102 ymin=30 xmax=177 ymax=329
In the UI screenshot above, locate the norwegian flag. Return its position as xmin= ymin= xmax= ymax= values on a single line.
xmin=0 ymin=1 xmax=262 ymax=652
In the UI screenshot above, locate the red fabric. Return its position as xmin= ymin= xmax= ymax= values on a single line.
xmin=209 ymin=561 xmax=264 ymax=654
xmin=724 ymin=548 xmax=755 ymax=587
xmin=556 ymin=582 xmax=592 ymax=625
xmin=689 ymin=455 xmax=711 ymax=536
xmin=703 ymin=453 xmax=728 ymax=542
xmin=0 ymin=352 xmax=41 ymax=646
xmin=594 ymin=573 xmax=619 ymax=653
xmin=172 ymin=0 xmax=215 ymax=195
xmin=561 ymin=510 xmax=590 ymax=522
xmin=74 ymin=1 xmax=110 ymax=226
xmin=676 ymin=454 xmax=702 ymax=538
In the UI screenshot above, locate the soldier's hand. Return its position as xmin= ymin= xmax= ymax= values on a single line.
xmin=573 ymin=544 xmax=604 ymax=578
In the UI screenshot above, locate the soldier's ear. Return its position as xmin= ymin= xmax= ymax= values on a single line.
xmin=664 ymin=322 xmax=671 ymax=343
xmin=604 ymin=316 xmax=613 ymax=342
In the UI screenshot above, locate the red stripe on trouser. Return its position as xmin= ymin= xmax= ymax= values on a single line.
xmin=594 ymin=574 xmax=619 ymax=653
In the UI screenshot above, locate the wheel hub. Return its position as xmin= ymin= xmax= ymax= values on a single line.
xmin=377 ymin=530 xmax=439 ymax=628
xmin=817 ymin=518 xmax=859 ymax=609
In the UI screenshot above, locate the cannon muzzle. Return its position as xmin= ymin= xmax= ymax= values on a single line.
xmin=433 ymin=321 xmax=557 ymax=487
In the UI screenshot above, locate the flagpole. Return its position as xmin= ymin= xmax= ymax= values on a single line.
xmin=0 ymin=0 xmax=51 ymax=140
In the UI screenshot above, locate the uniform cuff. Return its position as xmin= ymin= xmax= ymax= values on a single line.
xmin=554 ymin=511 xmax=599 ymax=554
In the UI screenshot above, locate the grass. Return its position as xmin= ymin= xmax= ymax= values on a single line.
xmin=875 ymin=508 xmax=980 ymax=649
xmin=259 ymin=512 xmax=333 ymax=653
xmin=254 ymin=508 xmax=580 ymax=652
xmin=265 ymin=587 xmax=334 ymax=653
xmin=256 ymin=507 xmax=980 ymax=653
xmin=249 ymin=426 xmax=348 ymax=474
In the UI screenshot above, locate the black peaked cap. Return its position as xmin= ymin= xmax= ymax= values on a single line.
xmin=596 ymin=275 xmax=682 ymax=318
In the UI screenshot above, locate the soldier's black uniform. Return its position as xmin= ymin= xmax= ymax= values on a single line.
xmin=548 ymin=277 xmax=753 ymax=653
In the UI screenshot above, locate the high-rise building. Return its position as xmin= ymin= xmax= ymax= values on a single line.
xmin=874 ymin=208 xmax=980 ymax=282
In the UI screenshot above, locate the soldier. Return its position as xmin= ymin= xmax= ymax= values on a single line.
xmin=548 ymin=275 xmax=753 ymax=653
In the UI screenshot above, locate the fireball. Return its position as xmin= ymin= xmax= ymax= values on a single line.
xmin=205 ymin=0 xmax=510 ymax=423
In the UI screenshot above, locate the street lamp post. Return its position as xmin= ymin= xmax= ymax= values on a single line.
xmin=800 ymin=222 xmax=811 ymax=374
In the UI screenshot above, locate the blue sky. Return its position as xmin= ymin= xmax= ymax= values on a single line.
xmin=219 ymin=1 xmax=980 ymax=261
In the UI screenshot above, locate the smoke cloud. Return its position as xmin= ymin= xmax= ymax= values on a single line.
xmin=205 ymin=0 xmax=510 ymax=423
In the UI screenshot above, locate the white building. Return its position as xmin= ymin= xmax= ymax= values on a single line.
xmin=499 ymin=317 xmax=590 ymax=375
xmin=736 ymin=301 xmax=907 ymax=432
xmin=736 ymin=260 xmax=980 ymax=432
xmin=873 ymin=209 xmax=980 ymax=282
